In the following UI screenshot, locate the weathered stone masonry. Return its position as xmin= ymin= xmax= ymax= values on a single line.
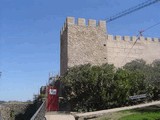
xmin=60 ymin=17 xmax=160 ymax=75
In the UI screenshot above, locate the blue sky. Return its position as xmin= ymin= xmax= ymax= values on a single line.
xmin=0 ymin=0 xmax=159 ymax=101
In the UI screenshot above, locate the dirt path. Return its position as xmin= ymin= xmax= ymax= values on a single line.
xmin=45 ymin=112 xmax=75 ymax=120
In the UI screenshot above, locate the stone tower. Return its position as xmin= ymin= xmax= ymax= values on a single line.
xmin=60 ymin=17 xmax=160 ymax=75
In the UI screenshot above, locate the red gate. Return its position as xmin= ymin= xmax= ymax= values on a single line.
xmin=46 ymin=86 xmax=59 ymax=111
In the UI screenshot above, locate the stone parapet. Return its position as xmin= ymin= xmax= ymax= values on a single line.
xmin=107 ymin=35 xmax=160 ymax=42
xmin=60 ymin=17 xmax=107 ymax=35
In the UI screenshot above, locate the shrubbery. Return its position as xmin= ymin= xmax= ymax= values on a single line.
xmin=60 ymin=59 xmax=160 ymax=111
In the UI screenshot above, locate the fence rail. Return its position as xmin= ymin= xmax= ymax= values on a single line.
xmin=30 ymin=101 xmax=46 ymax=120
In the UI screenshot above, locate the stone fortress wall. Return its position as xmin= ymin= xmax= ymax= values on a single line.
xmin=60 ymin=17 xmax=160 ymax=75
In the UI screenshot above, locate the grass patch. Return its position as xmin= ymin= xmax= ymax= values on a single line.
xmin=119 ymin=105 xmax=160 ymax=120
xmin=119 ymin=112 xmax=160 ymax=120
xmin=98 ymin=105 xmax=160 ymax=120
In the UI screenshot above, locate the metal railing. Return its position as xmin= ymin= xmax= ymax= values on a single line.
xmin=30 ymin=101 xmax=46 ymax=120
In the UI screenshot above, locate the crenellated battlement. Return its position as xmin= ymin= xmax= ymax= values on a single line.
xmin=60 ymin=17 xmax=160 ymax=43
xmin=60 ymin=17 xmax=106 ymax=35
xmin=107 ymin=35 xmax=160 ymax=42
xmin=60 ymin=17 xmax=160 ymax=75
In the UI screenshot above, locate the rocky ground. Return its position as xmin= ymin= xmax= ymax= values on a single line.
xmin=0 ymin=101 xmax=32 ymax=120
xmin=0 ymin=105 xmax=11 ymax=120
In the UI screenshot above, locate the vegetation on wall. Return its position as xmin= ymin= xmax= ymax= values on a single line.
xmin=60 ymin=59 xmax=160 ymax=112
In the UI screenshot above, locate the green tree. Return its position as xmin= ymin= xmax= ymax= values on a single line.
xmin=61 ymin=63 xmax=116 ymax=111
xmin=60 ymin=59 xmax=160 ymax=111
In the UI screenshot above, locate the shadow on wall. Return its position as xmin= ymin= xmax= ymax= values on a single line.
xmin=15 ymin=100 xmax=42 ymax=120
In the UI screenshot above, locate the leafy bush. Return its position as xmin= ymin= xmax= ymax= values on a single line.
xmin=60 ymin=59 xmax=160 ymax=111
